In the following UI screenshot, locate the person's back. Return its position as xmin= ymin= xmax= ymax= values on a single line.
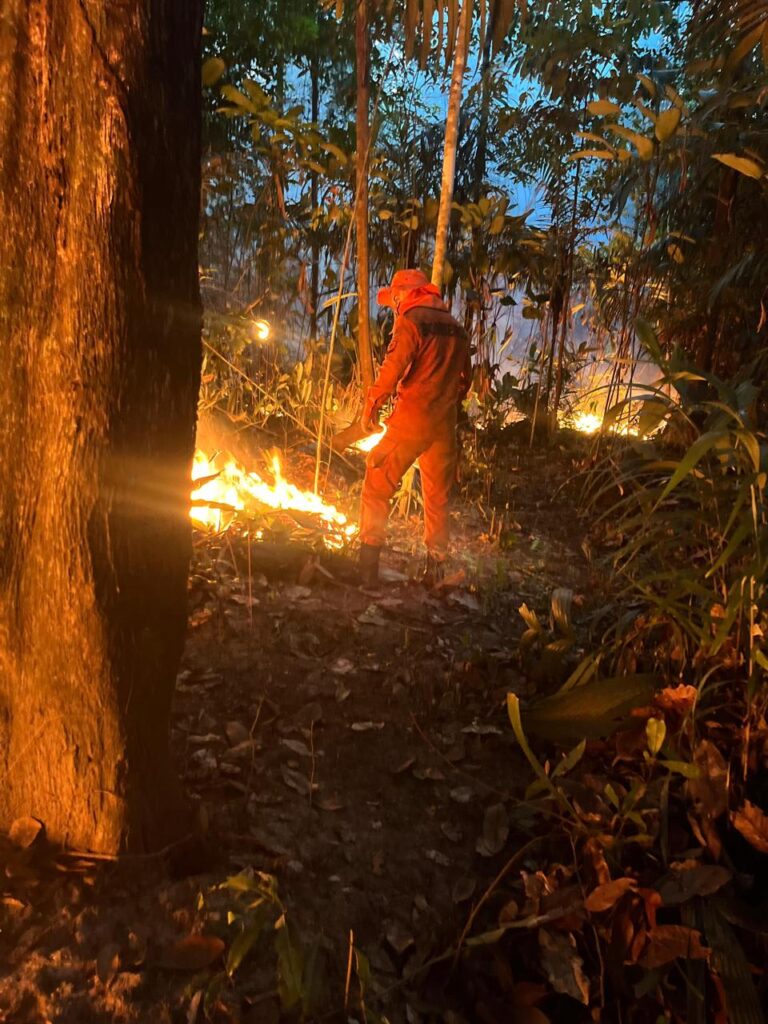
xmin=390 ymin=304 xmax=470 ymax=438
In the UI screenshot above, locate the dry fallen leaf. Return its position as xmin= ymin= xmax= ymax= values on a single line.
xmin=584 ymin=877 xmax=637 ymax=913
xmin=449 ymin=786 xmax=474 ymax=804
xmin=97 ymin=942 xmax=121 ymax=986
xmin=281 ymin=739 xmax=312 ymax=758
xmin=687 ymin=739 xmax=728 ymax=819
xmin=655 ymin=684 xmax=697 ymax=715
xmin=316 ymin=796 xmax=345 ymax=812
xmin=476 ymin=803 xmax=509 ymax=857
xmin=8 ymin=818 xmax=44 ymax=850
xmin=158 ymin=935 xmax=225 ymax=971
xmin=331 ymin=657 xmax=355 ymax=676
xmin=731 ymin=800 xmax=768 ymax=854
xmin=452 ymin=878 xmax=476 ymax=904
xmin=225 ymin=721 xmax=250 ymax=746
xmin=385 ymin=919 xmax=415 ymax=955
xmin=538 ymin=929 xmax=589 ymax=1005
xmin=412 ymin=765 xmax=445 ymax=781
xmin=280 ymin=765 xmax=314 ymax=796
xmin=638 ymin=925 xmax=709 ymax=968
xmin=656 ymin=862 xmax=731 ymax=905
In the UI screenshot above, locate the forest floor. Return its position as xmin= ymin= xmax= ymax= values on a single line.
xmin=1 ymin=433 xmax=729 ymax=1024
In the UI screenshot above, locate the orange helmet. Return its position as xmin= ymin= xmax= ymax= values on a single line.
xmin=377 ymin=268 xmax=434 ymax=309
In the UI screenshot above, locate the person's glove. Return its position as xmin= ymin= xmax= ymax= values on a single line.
xmin=361 ymin=393 xmax=382 ymax=433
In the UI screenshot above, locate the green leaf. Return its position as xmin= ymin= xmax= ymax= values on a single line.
xmin=646 ymin=717 xmax=666 ymax=756
xmin=655 ymin=107 xmax=681 ymax=142
xmin=588 ymin=99 xmax=621 ymax=116
xmin=638 ymin=398 xmax=669 ymax=437
xmin=276 ymin=921 xmax=304 ymax=1011
xmin=521 ymin=675 xmax=658 ymax=740
xmin=712 ymin=153 xmax=765 ymax=180
xmin=551 ymin=739 xmax=587 ymax=779
xmin=609 ymin=125 xmax=654 ymax=160
xmin=658 ymin=430 xmax=730 ymax=502
xmin=321 ymin=142 xmax=349 ymax=164
xmin=566 ymin=149 xmax=616 ymax=162
xmin=202 ymin=57 xmax=226 ymax=87
xmin=726 ymin=20 xmax=767 ymax=69
xmin=226 ymin=910 xmax=267 ymax=977
xmin=635 ymin=318 xmax=663 ymax=364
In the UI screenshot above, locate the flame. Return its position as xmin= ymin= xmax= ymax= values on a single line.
xmin=354 ymin=426 xmax=387 ymax=453
xmin=561 ymin=410 xmax=640 ymax=436
xmin=191 ymin=449 xmax=356 ymax=545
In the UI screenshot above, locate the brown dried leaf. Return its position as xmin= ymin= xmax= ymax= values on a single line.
xmin=8 ymin=817 xmax=44 ymax=850
xmin=538 ymin=929 xmax=589 ymax=1005
xmin=452 ymin=877 xmax=476 ymax=904
xmin=97 ymin=942 xmax=121 ymax=986
xmin=638 ymin=925 xmax=709 ymax=968
xmin=656 ymin=862 xmax=731 ymax=905
xmin=476 ymin=803 xmax=509 ymax=857
xmin=687 ymin=739 xmax=728 ymax=819
xmin=584 ymin=877 xmax=637 ymax=913
xmin=731 ymin=800 xmax=768 ymax=854
xmin=158 ymin=934 xmax=225 ymax=971
xmin=316 ymin=795 xmax=345 ymax=812
xmin=655 ymin=684 xmax=697 ymax=715
xmin=280 ymin=765 xmax=314 ymax=796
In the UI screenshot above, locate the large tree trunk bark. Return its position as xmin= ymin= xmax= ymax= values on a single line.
xmin=431 ymin=0 xmax=472 ymax=290
xmin=0 ymin=0 xmax=203 ymax=854
xmin=355 ymin=0 xmax=375 ymax=390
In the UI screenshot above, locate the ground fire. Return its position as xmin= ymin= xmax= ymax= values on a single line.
xmin=190 ymin=449 xmax=357 ymax=545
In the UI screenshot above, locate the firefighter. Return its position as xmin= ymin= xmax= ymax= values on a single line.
xmin=358 ymin=269 xmax=472 ymax=587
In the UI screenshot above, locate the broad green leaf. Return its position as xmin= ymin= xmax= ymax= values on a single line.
xmin=638 ymin=398 xmax=669 ymax=437
xmin=276 ymin=921 xmax=304 ymax=1011
xmin=655 ymin=107 xmax=681 ymax=142
xmin=726 ymin=20 xmax=767 ymax=69
xmin=588 ymin=99 xmax=621 ymax=116
xmin=635 ymin=318 xmax=663 ymax=364
xmin=202 ymin=57 xmax=226 ymax=87
xmin=609 ymin=125 xmax=654 ymax=159
xmin=712 ymin=153 xmax=765 ymax=180
xmin=321 ymin=142 xmax=349 ymax=164
xmin=520 ymin=675 xmax=658 ymax=740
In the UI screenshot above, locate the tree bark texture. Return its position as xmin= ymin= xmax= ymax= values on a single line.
xmin=355 ymin=0 xmax=375 ymax=390
xmin=431 ymin=0 xmax=472 ymax=291
xmin=0 ymin=0 xmax=203 ymax=853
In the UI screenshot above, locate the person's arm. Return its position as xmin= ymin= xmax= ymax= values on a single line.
xmin=362 ymin=316 xmax=421 ymax=429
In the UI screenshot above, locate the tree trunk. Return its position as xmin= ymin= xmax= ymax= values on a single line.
xmin=310 ymin=44 xmax=321 ymax=342
xmin=355 ymin=0 xmax=374 ymax=390
xmin=431 ymin=0 xmax=472 ymax=290
xmin=0 ymin=0 xmax=203 ymax=854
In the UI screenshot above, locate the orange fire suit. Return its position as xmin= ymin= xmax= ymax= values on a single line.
xmin=359 ymin=295 xmax=471 ymax=555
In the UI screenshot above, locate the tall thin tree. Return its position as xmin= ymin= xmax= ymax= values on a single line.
xmin=356 ymin=0 xmax=375 ymax=389
xmin=432 ymin=0 xmax=473 ymax=289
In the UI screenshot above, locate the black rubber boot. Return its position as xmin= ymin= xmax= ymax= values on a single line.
xmin=359 ymin=544 xmax=381 ymax=587
xmin=422 ymin=553 xmax=445 ymax=588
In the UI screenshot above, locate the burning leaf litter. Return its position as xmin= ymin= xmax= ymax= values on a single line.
xmin=190 ymin=448 xmax=357 ymax=545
